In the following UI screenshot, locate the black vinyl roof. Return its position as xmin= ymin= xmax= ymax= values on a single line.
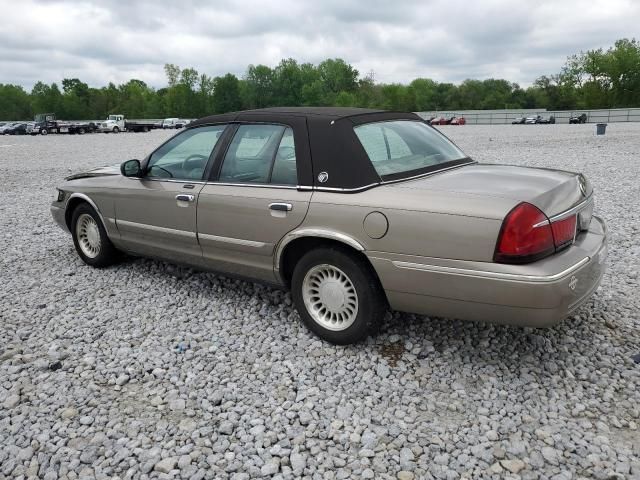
xmin=189 ymin=107 xmax=428 ymax=190
xmin=190 ymin=107 xmax=392 ymax=126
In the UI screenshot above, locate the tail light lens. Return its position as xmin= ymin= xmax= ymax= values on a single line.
xmin=494 ymin=203 xmax=555 ymax=264
xmin=551 ymin=215 xmax=577 ymax=249
xmin=495 ymin=203 xmax=578 ymax=264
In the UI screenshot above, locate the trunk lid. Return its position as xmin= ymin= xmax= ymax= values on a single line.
xmin=396 ymin=163 xmax=591 ymax=218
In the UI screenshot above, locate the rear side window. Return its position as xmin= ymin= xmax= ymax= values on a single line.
xmin=219 ymin=125 xmax=297 ymax=185
xmin=354 ymin=120 xmax=466 ymax=178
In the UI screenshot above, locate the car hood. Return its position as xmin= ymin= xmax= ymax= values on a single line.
xmin=65 ymin=164 xmax=121 ymax=181
xmin=391 ymin=163 xmax=591 ymax=217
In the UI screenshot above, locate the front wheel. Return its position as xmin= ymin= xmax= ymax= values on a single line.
xmin=71 ymin=204 xmax=119 ymax=268
xmin=40 ymin=128 xmax=48 ymax=135
xmin=291 ymin=247 xmax=386 ymax=344
xmin=113 ymin=126 xmax=120 ymax=133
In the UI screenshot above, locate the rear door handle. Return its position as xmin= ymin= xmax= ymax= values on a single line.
xmin=176 ymin=194 xmax=195 ymax=202
xmin=269 ymin=203 xmax=292 ymax=212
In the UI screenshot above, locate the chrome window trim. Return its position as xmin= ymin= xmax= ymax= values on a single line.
xmin=204 ymin=181 xmax=303 ymax=190
xmin=116 ymin=219 xmax=197 ymax=239
xmin=131 ymin=161 xmax=475 ymax=192
xmin=391 ymin=257 xmax=590 ymax=283
xmin=198 ymin=233 xmax=266 ymax=248
xmin=127 ymin=177 xmax=208 ymax=185
xmin=311 ymin=161 xmax=476 ymax=193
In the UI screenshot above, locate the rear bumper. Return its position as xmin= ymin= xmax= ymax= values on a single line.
xmin=368 ymin=216 xmax=607 ymax=327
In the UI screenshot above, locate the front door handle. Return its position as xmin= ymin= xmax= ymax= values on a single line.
xmin=269 ymin=202 xmax=292 ymax=212
xmin=176 ymin=194 xmax=195 ymax=202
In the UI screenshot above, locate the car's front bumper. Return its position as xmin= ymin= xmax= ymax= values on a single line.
xmin=368 ymin=216 xmax=607 ymax=327
xmin=51 ymin=203 xmax=69 ymax=233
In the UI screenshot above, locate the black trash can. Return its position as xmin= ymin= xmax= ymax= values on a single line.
xmin=596 ymin=123 xmax=607 ymax=135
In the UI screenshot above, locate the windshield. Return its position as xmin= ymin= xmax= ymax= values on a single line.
xmin=354 ymin=120 xmax=467 ymax=179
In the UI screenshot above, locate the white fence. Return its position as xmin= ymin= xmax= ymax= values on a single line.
xmin=416 ymin=108 xmax=640 ymax=124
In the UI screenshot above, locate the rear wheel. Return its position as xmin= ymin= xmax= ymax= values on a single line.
xmin=71 ymin=203 xmax=119 ymax=268
xmin=291 ymin=247 xmax=386 ymax=344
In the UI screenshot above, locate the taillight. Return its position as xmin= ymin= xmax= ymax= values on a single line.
xmin=551 ymin=215 xmax=577 ymax=249
xmin=495 ymin=202 xmax=579 ymax=264
xmin=494 ymin=203 xmax=554 ymax=264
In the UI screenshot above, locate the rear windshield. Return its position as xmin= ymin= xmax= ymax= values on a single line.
xmin=354 ymin=120 xmax=467 ymax=179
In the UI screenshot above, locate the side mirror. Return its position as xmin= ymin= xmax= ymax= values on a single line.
xmin=121 ymin=159 xmax=143 ymax=177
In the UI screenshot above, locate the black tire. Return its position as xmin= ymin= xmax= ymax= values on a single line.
xmin=71 ymin=203 xmax=119 ymax=268
xmin=113 ymin=126 xmax=120 ymax=133
xmin=291 ymin=246 xmax=386 ymax=344
xmin=40 ymin=128 xmax=48 ymax=135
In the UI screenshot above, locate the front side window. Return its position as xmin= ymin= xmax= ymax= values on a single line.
xmin=146 ymin=125 xmax=226 ymax=180
xmin=354 ymin=120 xmax=467 ymax=179
xmin=219 ymin=124 xmax=297 ymax=185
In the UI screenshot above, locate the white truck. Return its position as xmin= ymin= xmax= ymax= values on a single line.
xmin=98 ymin=115 xmax=155 ymax=133
xmin=162 ymin=118 xmax=188 ymax=129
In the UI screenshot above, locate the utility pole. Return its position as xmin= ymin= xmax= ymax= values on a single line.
xmin=366 ymin=70 xmax=376 ymax=83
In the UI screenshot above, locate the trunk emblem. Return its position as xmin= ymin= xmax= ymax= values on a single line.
xmin=578 ymin=174 xmax=587 ymax=197
xmin=318 ymin=172 xmax=329 ymax=183
xmin=569 ymin=275 xmax=578 ymax=290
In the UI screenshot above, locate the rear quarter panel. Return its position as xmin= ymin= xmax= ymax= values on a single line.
xmin=305 ymin=188 xmax=511 ymax=262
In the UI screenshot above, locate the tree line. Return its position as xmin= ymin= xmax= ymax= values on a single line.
xmin=0 ymin=38 xmax=638 ymax=121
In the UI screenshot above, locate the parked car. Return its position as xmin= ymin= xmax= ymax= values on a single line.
xmin=429 ymin=117 xmax=449 ymax=125
xmin=538 ymin=115 xmax=556 ymax=125
xmin=525 ymin=115 xmax=542 ymax=124
xmin=0 ymin=122 xmax=13 ymax=134
xmin=51 ymin=107 xmax=607 ymax=345
xmin=450 ymin=117 xmax=466 ymax=125
xmin=569 ymin=113 xmax=588 ymax=124
xmin=0 ymin=122 xmax=14 ymax=134
xmin=4 ymin=122 xmax=29 ymax=135
xmin=162 ymin=118 xmax=181 ymax=129
xmin=512 ymin=117 xmax=526 ymax=124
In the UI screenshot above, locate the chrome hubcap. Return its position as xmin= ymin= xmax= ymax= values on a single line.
xmin=302 ymin=264 xmax=358 ymax=331
xmin=76 ymin=214 xmax=101 ymax=258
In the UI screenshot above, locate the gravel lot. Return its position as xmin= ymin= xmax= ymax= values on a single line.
xmin=1 ymin=124 xmax=639 ymax=480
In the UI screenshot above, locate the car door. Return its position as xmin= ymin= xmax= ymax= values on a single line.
xmin=197 ymin=122 xmax=312 ymax=282
xmin=114 ymin=124 xmax=228 ymax=262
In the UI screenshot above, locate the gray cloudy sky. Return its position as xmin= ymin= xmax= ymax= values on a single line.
xmin=1 ymin=0 xmax=638 ymax=90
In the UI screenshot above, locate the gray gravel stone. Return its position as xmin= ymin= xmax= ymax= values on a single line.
xmin=1 ymin=126 xmax=639 ymax=479
xmin=290 ymin=452 xmax=306 ymax=475
xmin=154 ymin=457 xmax=178 ymax=473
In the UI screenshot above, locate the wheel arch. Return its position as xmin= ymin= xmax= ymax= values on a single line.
xmin=276 ymin=229 xmax=382 ymax=290
xmin=64 ymin=193 xmax=107 ymax=231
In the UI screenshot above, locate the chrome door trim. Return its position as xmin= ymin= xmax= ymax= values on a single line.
xmin=116 ymin=219 xmax=197 ymax=239
xmin=198 ymin=232 xmax=267 ymax=248
xmin=391 ymin=257 xmax=590 ymax=283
